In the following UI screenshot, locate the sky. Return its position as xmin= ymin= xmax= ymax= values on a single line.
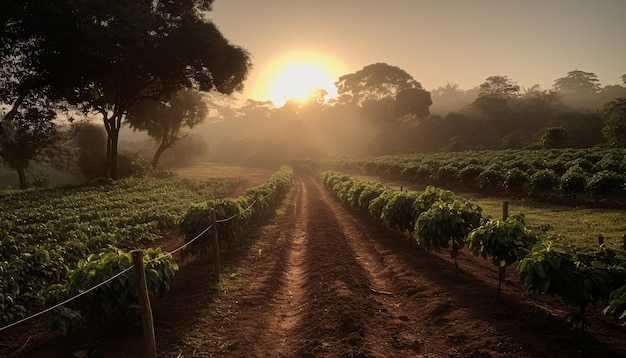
xmin=209 ymin=0 xmax=626 ymax=105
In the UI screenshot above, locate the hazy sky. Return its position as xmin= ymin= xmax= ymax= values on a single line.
xmin=209 ymin=0 xmax=626 ymax=103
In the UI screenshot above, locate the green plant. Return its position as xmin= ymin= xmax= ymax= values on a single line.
xmin=466 ymin=217 xmax=538 ymax=300
xmin=415 ymin=199 xmax=482 ymax=275
xmin=520 ymin=242 xmax=626 ymax=347
xmin=51 ymin=247 xmax=178 ymax=335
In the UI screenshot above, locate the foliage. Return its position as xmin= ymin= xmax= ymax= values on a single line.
xmin=467 ymin=217 xmax=538 ymax=298
xmin=601 ymin=98 xmax=626 ymax=147
xmin=0 ymin=176 xmax=234 ymax=325
xmin=51 ymin=247 xmax=178 ymax=335
xmin=478 ymin=75 xmax=520 ymax=99
xmin=3 ymin=0 xmax=251 ymax=179
xmin=178 ymin=166 xmax=293 ymax=257
xmin=520 ymin=242 xmax=626 ymax=330
xmin=0 ymin=97 xmax=64 ymax=188
xmin=127 ymin=89 xmax=209 ymax=168
xmin=70 ymin=122 xmax=107 ymax=179
xmin=378 ymin=191 xmax=420 ymax=233
xmin=553 ymin=70 xmax=601 ymax=94
xmin=541 ymin=126 xmax=570 ymax=149
xmin=320 ymin=148 xmax=626 ymax=200
xmin=586 ymin=170 xmax=625 ymax=198
xmin=335 ymin=63 xmax=425 ymax=106
xmin=604 ymin=284 xmax=626 ymax=326
xmin=415 ymin=199 xmax=483 ymax=258
xmin=529 ymin=169 xmax=559 ymax=194
xmin=559 ymin=165 xmax=588 ymax=197
xmin=116 ymin=151 xmax=153 ymax=179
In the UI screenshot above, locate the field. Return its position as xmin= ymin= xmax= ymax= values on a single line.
xmin=1 ymin=164 xmax=626 ymax=357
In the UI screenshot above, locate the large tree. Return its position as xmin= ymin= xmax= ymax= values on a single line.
xmin=553 ymin=70 xmax=601 ymax=94
xmin=4 ymin=0 xmax=251 ymax=179
xmin=335 ymin=63 xmax=426 ymax=106
xmin=127 ymin=89 xmax=208 ymax=168
xmin=601 ymin=98 xmax=626 ymax=147
xmin=1 ymin=1 xmax=69 ymax=186
xmin=477 ymin=75 xmax=520 ymax=99
xmin=0 ymin=97 xmax=63 ymax=188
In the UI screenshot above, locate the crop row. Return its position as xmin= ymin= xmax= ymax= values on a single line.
xmin=179 ymin=165 xmax=293 ymax=256
xmin=319 ymin=170 xmax=626 ymax=333
xmin=322 ymin=148 xmax=626 ymax=199
xmin=0 ymin=176 xmax=236 ymax=327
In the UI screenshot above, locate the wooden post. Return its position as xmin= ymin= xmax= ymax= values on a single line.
xmin=211 ymin=209 xmax=221 ymax=283
xmin=502 ymin=201 xmax=509 ymax=221
xmin=132 ymin=250 xmax=157 ymax=358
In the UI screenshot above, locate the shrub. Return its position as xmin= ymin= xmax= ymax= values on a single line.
xmin=559 ymin=165 xmax=588 ymax=197
xmin=529 ymin=169 xmax=559 ymax=194
xmin=503 ymin=168 xmax=530 ymax=192
xmin=434 ymin=165 xmax=460 ymax=185
xmin=117 ymin=151 xmax=152 ymax=179
xmin=477 ymin=166 xmax=505 ymax=190
xmin=587 ymin=170 xmax=625 ymax=198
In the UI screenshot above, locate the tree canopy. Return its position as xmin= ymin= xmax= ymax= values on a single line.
xmin=2 ymin=0 xmax=251 ymax=179
xmin=127 ymin=89 xmax=208 ymax=168
xmin=477 ymin=75 xmax=520 ymax=99
xmin=335 ymin=63 xmax=424 ymax=106
xmin=602 ymin=98 xmax=626 ymax=147
xmin=553 ymin=70 xmax=601 ymax=94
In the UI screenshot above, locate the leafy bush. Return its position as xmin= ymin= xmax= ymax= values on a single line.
xmin=477 ymin=166 xmax=505 ymax=190
xmin=529 ymin=169 xmax=559 ymax=194
xmin=117 ymin=151 xmax=152 ymax=179
xmin=459 ymin=164 xmax=483 ymax=186
xmin=51 ymin=247 xmax=178 ymax=335
xmin=503 ymin=168 xmax=529 ymax=193
xmin=559 ymin=165 xmax=588 ymax=197
xmin=467 ymin=217 xmax=538 ymax=298
xmin=586 ymin=170 xmax=625 ymax=198
xmin=381 ymin=191 xmax=420 ymax=234
xmin=434 ymin=165 xmax=460 ymax=185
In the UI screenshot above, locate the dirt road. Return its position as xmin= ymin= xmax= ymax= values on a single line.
xmin=6 ymin=175 xmax=626 ymax=357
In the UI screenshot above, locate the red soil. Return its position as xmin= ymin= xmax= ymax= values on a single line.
xmin=2 ymin=174 xmax=625 ymax=357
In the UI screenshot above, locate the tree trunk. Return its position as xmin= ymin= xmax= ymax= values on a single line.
xmin=16 ymin=166 xmax=27 ymax=189
xmin=151 ymin=141 xmax=168 ymax=169
xmin=103 ymin=113 xmax=121 ymax=180
xmin=110 ymin=129 xmax=119 ymax=180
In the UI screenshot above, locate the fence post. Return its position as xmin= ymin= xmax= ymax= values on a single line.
xmin=211 ymin=209 xmax=221 ymax=283
xmin=502 ymin=201 xmax=509 ymax=221
xmin=131 ymin=250 xmax=157 ymax=358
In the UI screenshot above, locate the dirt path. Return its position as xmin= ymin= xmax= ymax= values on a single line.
xmin=4 ymin=174 xmax=626 ymax=357
xmin=153 ymin=175 xmax=626 ymax=357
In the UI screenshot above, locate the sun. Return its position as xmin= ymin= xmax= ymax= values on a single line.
xmin=254 ymin=50 xmax=349 ymax=107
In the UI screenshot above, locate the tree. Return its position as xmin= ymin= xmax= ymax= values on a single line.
xmin=540 ymin=126 xmax=570 ymax=149
xmin=71 ymin=122 xmax=107 ymax=178
xmin=5 ymin=0 xmax=251 ymax=179
xmin=127 ymin=89 xmax=208 ymax=168
xmin=0 ymin=97 xmax=62 ymax=188
xmin=477 ymin=75 xmax=520 ymax=99
xmin=601 ymin=98 xmax=626 ymax=147
xmin=553 ymin=70 xmax=601 ymax=94
xmin=394 ymin=87 xmax=432 ymax=119
xmin=1 ymin=1 xmax=70 ymax=187
xmin=335 ymin=63 xmax=424 ymax=105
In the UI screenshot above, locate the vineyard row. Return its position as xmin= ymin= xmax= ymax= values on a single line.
xmin=319 ymin=170 xmax=626 ymax=332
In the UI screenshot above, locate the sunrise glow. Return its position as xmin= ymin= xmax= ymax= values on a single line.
xmin=253 ymin=50 xmax=349 ymax=107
